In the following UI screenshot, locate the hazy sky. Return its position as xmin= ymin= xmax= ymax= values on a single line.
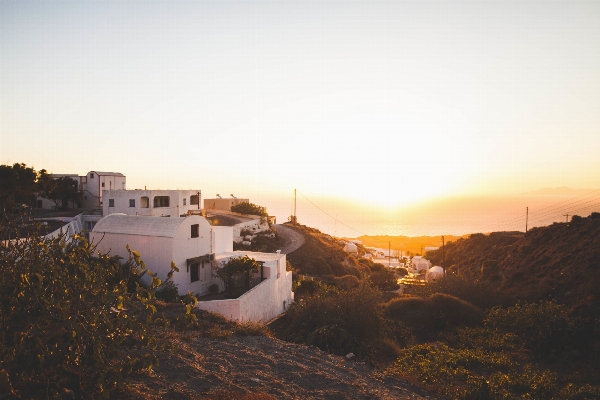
xmin=2 ymin=1 xmax=600 ymax=211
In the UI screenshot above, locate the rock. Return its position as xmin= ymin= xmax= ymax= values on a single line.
xmin=346 ymin=352 xmax=355 ymax=360
xmin=250 ymin=378 xmax=260 ymax=383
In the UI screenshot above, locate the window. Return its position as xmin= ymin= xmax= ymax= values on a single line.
xmin=191 ymin=224 xmax=199 ymax=238
xmin=108 ymin=199 xmax=114 ymax=207
xmin=183 ymin=198 xmax=186 ymax=206
xmin=36 ymin=200 xmax=42 ymax=208
xmin=89 ymin=173 xmax=94 ymax=178
xmin=190 ymin=195 xmax=199 ymax=205
xmin=102 ymin=182 xmax=105 ymax=188
xmin=129 ymin=199 xmax=135 ymax=207
xmin=153 ymin=196 xmax=170 ymax=207
xmin=141 ymin=196 xmax=149 ymax=208
xmin=190 ymin=263 xmax=199 ymax=282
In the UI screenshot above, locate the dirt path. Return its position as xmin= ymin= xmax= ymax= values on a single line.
xmin=274 ymin=224 xmax=306 ymax=254
xmin=115 ymin=335 xmax=432 ymax=399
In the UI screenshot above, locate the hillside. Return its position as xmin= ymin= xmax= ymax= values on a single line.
xmin=427 ymin=213 xmax=600 ymax=318
xmin=285 ymin=223 xmax=366 ymax=278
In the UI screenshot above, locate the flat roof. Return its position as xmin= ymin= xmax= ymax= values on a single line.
xmin=215 ymin=251 xmax=284 ymax=262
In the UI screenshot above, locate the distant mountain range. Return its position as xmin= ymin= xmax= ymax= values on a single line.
xmin=519 ymin=186 xmax=596 ymax=196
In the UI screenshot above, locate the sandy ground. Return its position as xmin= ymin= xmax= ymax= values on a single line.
xmin=114 ymin=334 xmax=433 ymax=399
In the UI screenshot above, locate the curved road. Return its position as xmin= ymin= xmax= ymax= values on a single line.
xmin=274 ymin=224 xmax=305 ymax=254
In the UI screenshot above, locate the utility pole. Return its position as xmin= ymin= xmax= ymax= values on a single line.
xmin=526 ymin=207 xmax=528 ymax=232
xmin=197 ymin=191 xmax=201 ymax=210
xmin=563 ymin=214 xmax=570 ymax=223
xmin=442 ymin=235 xmax=445 ymax=276
xmin=294 ymin=188 xmax=297 ymax=225
xmin=389 ymin=241 xmax=391 ymax=267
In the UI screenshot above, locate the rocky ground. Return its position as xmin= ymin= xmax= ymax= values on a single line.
xmin=114 ymin=332 xmax=432 ymax=399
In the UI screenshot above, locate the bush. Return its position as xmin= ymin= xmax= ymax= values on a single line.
xmin=384 ymin=294 xmax=483 ymax=341
xmin=369 ymin=270 xmax=399 ymax=291
xmin=332 ymin=275 xmax=360 ymax=291
xmin=0 ymin=231 xmax=171 ymax=398
xmin=416 ymin=274 xmax=508 ymax=310
xmin=281 ymin=283 xmax=384 ymax=357
xmin=155 ymin=280 xmax=179 ymax=302
xmin=485 ymin=301 xmax=581 ymax=361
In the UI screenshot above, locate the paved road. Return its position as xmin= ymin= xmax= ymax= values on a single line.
xmin=274 ymin=224 xmax=305 ymax=254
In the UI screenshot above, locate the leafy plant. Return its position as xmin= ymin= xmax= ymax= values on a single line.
xmin=213 ymin=255 xmax=261 ymax=298
xmin=0 ymin=228 xmax=175 ymax=398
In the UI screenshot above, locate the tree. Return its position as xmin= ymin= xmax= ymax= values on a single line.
xmin=0 ymin=163 xmax=38 ymax=212
xmin=230 ymin=202 xmax=268 ymax=217
xmin=48 ymin=176 xmax=82 ymax=210
xmin=213 ymin=255 xmax=261 ymax=298
xmin=0 ymin=224 xmax=175 ymax=398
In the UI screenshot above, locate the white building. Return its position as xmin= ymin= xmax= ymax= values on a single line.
xmin=410 ymin=256 xmax=432 ymax=272
xmin=343 ymin=242 xmax=358 ymax=254
xmin=426 ymin=266 xmax=445 ymax=281
xmin=197 ymin=251 xmax=293 ymax=323
xmin=90 ymin=214 xmax=225 ymax=295
xmin=81 ymin=171 xmax=126 ymax=208
xmin=35 ymin=171 xmax=126 ymax=210
xmin=204 ymin=196 xmax=250 ymax=211
xmin=90 ymin=214 xmax=293 ymax=322
xmin=102 ymin=190 xmax=201 ymax=218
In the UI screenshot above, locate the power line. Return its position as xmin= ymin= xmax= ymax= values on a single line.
xmin=296 ymin=190 xmax=369 ymax=236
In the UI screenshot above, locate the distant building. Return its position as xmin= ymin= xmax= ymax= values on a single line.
xmin=35 ymin=171 xmax=126 ymax=209
xmin=102 ymin=189 xmax=201 ymax=217
xmin=204 ymin=196 xmax=249 ymax=211
xmin=410 ymin=256 xmax=432 ymax=272
xmin=82 ymin=171 xmax=126 ymax=208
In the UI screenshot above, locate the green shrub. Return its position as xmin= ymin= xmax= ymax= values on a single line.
xmin=417 ymin=274 xmax=508 ymax=310
xmin=369 ymin=270 xmax=399 ymax=291
xmin=384 ymin=294 xmax=483 ymax=339
xmin=155 ymin=280 xmax=179 ymax=302
xmin=332 ymin=275 xmax=360 ymax=291
xmin=281 ymin=283 xmax=384 ymax=357
xmin=0 ymin=232 xmax=171 ymax=398
xmin=485 ymin=301 xmax=580 ymax=361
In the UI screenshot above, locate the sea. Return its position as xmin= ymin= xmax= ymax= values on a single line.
xmin=262 ymin=192 xmax=600 ymax=238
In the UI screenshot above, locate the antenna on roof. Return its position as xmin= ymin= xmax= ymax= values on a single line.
xmin=216 ymin=194 xmax=221 ymax=199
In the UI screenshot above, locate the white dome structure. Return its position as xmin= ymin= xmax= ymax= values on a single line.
xmin=426 ymin=266 xmax=444 ymax=282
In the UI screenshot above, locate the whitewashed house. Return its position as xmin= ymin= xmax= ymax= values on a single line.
xmin=197 ymin=251 xmax=293 ymax=322
xmin=343 ymin=242 xmax=358 ymax=254
xmin=426 ymin=266 xmax=445 ymax=281
xmin=90 ymin=214 xmax=226 ymax=295
xmin=90 ymin=213 xmax=293 ymax=322
xmin=35 ymin=171 xmax=126 ymax=210
xmin=410 ymin=256 xmax=432 ymax=273
xmin=82 ymin=171 xmax=126 ymax=208
xmin=102 ymin=190 xmax=201 ymax=218
xmin=204 ymin=196 xmax=250 ymax=211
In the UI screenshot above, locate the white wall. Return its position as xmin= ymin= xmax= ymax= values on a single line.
xmin=197 ymin=253 xmax=294 ymax=322
xmin=90 ymin=215 xmax=215 ymax=295
xmin=82 ymin=172 xmax=126 ymax=208
xmin=212 ymin=226 xmax=233 ymax=253
xmin=90 ymin=232 xmax=175 ymax=287
xmin=103 ymin=190 xmax=201 ymax=217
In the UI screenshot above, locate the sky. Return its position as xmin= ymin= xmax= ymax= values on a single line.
xmin=2 ymin=1 xmax=600 ymax=231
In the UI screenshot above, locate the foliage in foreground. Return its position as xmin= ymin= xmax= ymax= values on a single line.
xmin=390 ymin=301 xmax=600 ymax=399
xmin=0 ymin=230 xmax=175 ymax=398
